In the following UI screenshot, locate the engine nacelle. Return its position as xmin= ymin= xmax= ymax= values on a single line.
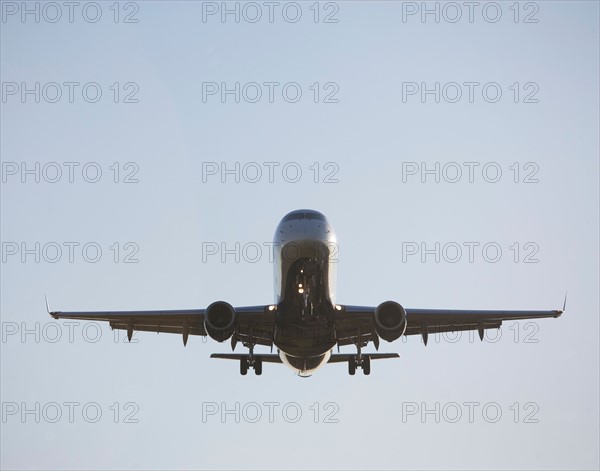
xmin=204 ymin=301 xmax=236 ymax=342
xmin=374 ymin=301 xmax=407 ymax=342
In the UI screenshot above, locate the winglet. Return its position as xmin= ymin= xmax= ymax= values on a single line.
xmin=555 ymin=291 xmax=567 ymax=316
xmin=45 ymin=294 xmax=58 ymax=318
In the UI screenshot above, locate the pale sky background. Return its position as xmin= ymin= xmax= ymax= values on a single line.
xmin=1 ymin=1 xmax=599 ymax=470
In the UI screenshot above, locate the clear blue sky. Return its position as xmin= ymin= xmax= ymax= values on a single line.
xmin=1 ymin=1 xmax=598 ymax=469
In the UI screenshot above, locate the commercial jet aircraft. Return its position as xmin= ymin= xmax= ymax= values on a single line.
xmin=49 ymin=209 xmax=564 ymax=377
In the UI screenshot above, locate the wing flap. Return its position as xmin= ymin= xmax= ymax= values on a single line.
xmin=404 ymin=320 xmax=502 ymax=336
xmin=110 ymin=323 xmax=207 ymax=336
xmin=337 ymin=304 xmax=562 ymax=345
xmin=233 ymin=312 xmax=276 ymax=348
xmin=50 ymin=304 xmax=275 ymax=344
xmin=50 ymin=308 xmax=207 ymax=336
xmin=406 ymin=308 xmax=562 ymax=323
xmin=405 ymin=308 xmax=561 ymax=337
xmin=334 ymin=308 xmax=375 ymax=346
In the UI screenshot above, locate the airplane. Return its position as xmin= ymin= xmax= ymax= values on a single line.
xmin=49 ymin=209 xmax=564 ymax=377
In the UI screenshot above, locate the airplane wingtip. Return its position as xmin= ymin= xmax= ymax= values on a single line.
xmin=554 ymin=291 xmax=567 ymax=317
xmin=563 ymin=291 xmax=568 ymax=312
xmin=45 ymin=294 xmax=59 ymax=318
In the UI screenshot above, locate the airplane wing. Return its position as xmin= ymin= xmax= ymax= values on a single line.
xmin=336 ymin=304 xmax=564 ymax=347
xmin=49 ymin=304 xmax=275 ymax=347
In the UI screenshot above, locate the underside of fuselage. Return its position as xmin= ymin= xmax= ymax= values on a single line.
xmin=274 ymin=255 xmax=337 ymax=374
xmin=278 ymin=350 xmax=332 ymax=377
xmin=272 ymin=210 xmax=338 ymax=375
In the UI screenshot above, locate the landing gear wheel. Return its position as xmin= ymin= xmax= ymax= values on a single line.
xmin=362 ymin=356 xmax=371 ymax=375
xmin=348 ymin=357 xmax=356 ymax=375
xmin=254 ymin=357 xmax=263 ymax=376
xmin=240 ymin=358 xmax=248 ymax=375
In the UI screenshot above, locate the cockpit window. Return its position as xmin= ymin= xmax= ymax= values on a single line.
xmin=281 ymin=210 xmax=326 ymax=223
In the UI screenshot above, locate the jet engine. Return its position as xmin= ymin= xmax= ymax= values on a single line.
xmin=204 ymin=301 xmax=236 ymax=342
xmin=374 ymin=301 xmax=407 ymax=342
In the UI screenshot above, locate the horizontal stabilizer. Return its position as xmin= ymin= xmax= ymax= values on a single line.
xmin=210 ymin=354 xmax=283 ymax=363
xmin=328 ymin=353 xmax=399 ymax=363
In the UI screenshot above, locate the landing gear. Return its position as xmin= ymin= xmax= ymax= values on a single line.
xmin=362 ymin=355 xmax=371 ymax=375
xmin=348 ymin=356 xmax=356 ymax=375
xmin=347 ymin=355 xmax=370 ymax=375
xmin=254 ymin=357 xmax=262 ymax=376
xmin=348 ymin=341 xmax=371 ymax=375
xmin=239 ymin=345 xmax=262 ymax=376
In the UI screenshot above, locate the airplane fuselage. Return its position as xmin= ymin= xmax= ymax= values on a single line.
xmin=272 ymin=210 xmax=338 ymax=376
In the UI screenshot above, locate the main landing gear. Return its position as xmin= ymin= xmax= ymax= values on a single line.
xmin=239 ymin=345 xmax=262 ymax=376
xmin=348 ymin=342 xmax=371 ymax=376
